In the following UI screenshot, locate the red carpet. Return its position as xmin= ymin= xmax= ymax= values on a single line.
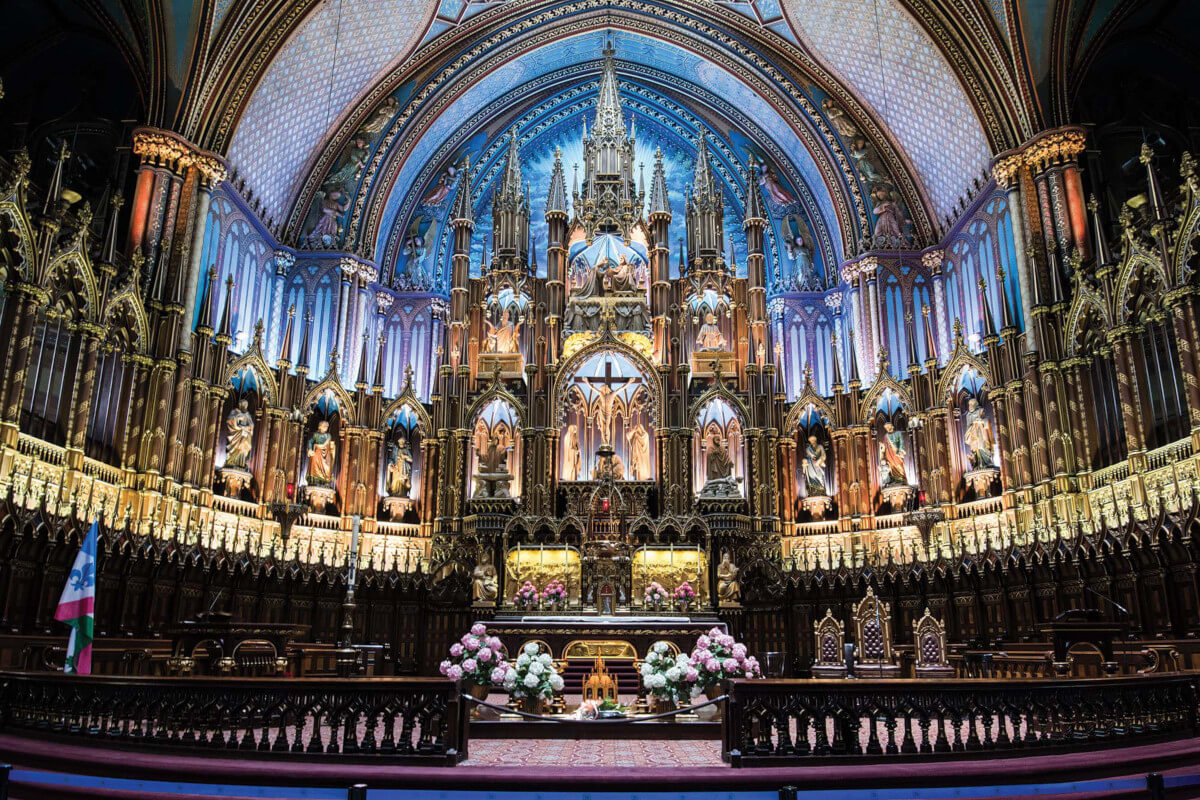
xmin=461 ymin=737 xmax=725 ymax=766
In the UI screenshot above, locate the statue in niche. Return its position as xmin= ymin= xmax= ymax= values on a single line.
xmin=306 ymin=420 xmax=337 ymax=487
xmin=562 ymin=423 xmax=581 ymax=481
xmin=700 ymin=434 xmax=741 ymax=497
xmin=308 ymin=188 xmax=348 ymax=245
xmin=963 ymin=397 xmax=996 ymax=469
xmin=472 ymin=555 xmax=498 ymax=604
xmin=822 ymin=98 xmax=859 ymax=139
xmin=607 ymin=255 xmax=639 ymax=293
xmin=717 ymin=551 xmax=741 ymax=605
xmin=626 ymin=422 xmax=651 ymax=481
xmin=592 ymin=452 xmax=626 ymax=481
xmin=878 ymin=420 xmax=908 ymax=487
xmin=801 ymin=434 xmax=828 ymax=497
xmin=474 ymin=433 xmax=513 ymax=498
xmin=224 ymin=399 xmax=254 ymax=470
xmin=756 ymin=159 xmax=796 ymax=209
xmin=573 ymin=257 xmax=609 ymax=299
xmin=386 ymin=436 xmax=414 ymax=496
xmin=695 ymin=312 xmax=728 ymax=352
xmin=850 ymin=136 xmax=886 ymax=184
xmin=358 ymin=96 xmax=399 ymax=137
xmin=325 ymin=136 xmax=370 ymax=189
xmin=484 ymin=307 xmax=522 ymax=354
xmin=580 ymin=376 xmax=635 ymax=445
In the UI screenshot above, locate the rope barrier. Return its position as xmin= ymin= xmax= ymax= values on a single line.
xmin=463 ymin=693 xmax=727 ymax=723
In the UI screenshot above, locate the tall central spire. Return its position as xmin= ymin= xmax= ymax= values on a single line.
xmin=593 ymin=42 xmax=627 ymax=141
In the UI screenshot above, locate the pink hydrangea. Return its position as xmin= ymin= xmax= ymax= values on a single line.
xmin=438 ymin=660 xmax=451 ymax=675
xmin=463 ymin=635 xmax=481 ymax=651
xmin=449 ymin=643 xmax=464 ymax=657
xmin=445 ymin=664 xmax=463 ymax=681
xmin=477 ymin=647 xmax=493 ymax=662
xmin=732 ymin=643 xmax=747 ymax=660
xmin=705 ymin=658 xmax=720 ymax=672
xmin=708 ymin=626 xmax=723 ymax=637
xmin=717 ymin=634 xmax=735 ymax=648
xmin=490 ymin=666 xmax=507 ymax=684
xmin=461 ymin=658 xmax=478 ymax=674
xmin=745 ymin=657 xmax=760 ymax=676
xmin=486 ymin=636 xmax=502 ymax=651
xmin=696 ymin=635 xmax=711 ymax=650
xmin=470 ymin=622 xmax=488 ymax=637
xmin=685 ymin=668 xmax=699 ymax=682
xmin=722 ymin=658 xmax=739 ymax=673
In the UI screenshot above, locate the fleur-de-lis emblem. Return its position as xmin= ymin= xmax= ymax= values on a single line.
xmin=70 ymin=561 xmax=95 ymax=592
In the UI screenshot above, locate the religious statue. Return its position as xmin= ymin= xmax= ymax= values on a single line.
xmin=717 ymin=551 xmax=741 ymax=605
xmin=307 ymin=188 xmax=347 ymax=245
xmin=562 ymin=423 xmax=581 ymax=481
xmin=871 ymin=185 xmax=906 ymax=246
xmin=963 ymin=397 xmax=996 ymax=469
xmin=580 ymin=377 xmax=635 ymax=445
xmin=592 ymin=451 xmax=627 ymax=481
xmin=700 ymin=434 xmax=741 ymax=497
xmin=626 ymin=422 xmax=651 ymax=481
xmin=224 ymin=399 xmax=254 ymax=469
xmin=358 ymin=95 xmax=399 ymax=136
xmin=879 ymin=420 xmax=908 ymax=487
xmin=325 ymin=136 xmax=370 ymax=188
xmin=822 ymin=97 xmax=859 ymax=139
xmin=695 ymin=312 xmax=727 ymax=352
xmin=306 ymin=420 xmax=337 ymax=487
xmin=386 ymin=436 xmax=414 ymax=496
xmin=472 ymin=556 xmax=498 ymax=604
xmin=573 ymin=257 xmax=608 ymax=299
xmin=607 ymin=255 xmax=639 ymax=293
xmin=756 ymin=159 xmax=795 ymax=208
xmin=484 ymin=307 xmax=522 ymax=354
xmin=474 ymin=433 xmax=513 ymax=498
xmin=801 ymin=434 xmax=828 ymax=497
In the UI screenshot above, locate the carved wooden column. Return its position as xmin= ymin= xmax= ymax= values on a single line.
xmin=0 ymin=282 xmax=47 ymax=447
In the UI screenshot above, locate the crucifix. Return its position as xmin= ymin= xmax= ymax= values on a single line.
xmin=577 ymin=358 xmax=637 ymax=446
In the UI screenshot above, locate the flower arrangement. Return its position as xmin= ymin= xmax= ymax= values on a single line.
xmin=513 ymin=581 xmax=539 ymax=609
xmin=689 ymin=626 xmax=762 ymax=693
xmin=640 ymin=641 xmax=700 ymax=703
xmin=438 ymin=622 xmax=509 ymax=687
xmin=673 ymin=582 xmax=696 ymax=608
xmin=644 ymin=581 xmax=669 ymax=608
xmin=541 ymin=579 xmax=567 ymax=608
xmin=502 ymin=641 xmax=564 ymax=700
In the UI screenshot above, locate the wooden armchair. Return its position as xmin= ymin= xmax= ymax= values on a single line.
xmin=852 ymin=587 xmax=899 ymax=677
xmin=811 ymin=609 xmax=847 ymax=678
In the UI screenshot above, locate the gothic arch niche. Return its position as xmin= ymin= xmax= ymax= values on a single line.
xmin=300 ymin=387 xmax=345 ymax=513
xmin=470 ymin=397 xmax=521 ymax=499
xmin=870 ymin=387 xmax=916 ymax=512
xmin=686 ymin=287 xmax=733 ymax=368
xmin=217 ymin=365 xmax=269 ymax=500
xmin=693 ymin=396 xmax=745 ymax=499
xmin=793 ymin=403 xmax=835 ymax=520
xmin=478 ymin=284 xmax=529 ymax=379
xmin=557 ymin=349 xmax=655 ymax=483
xmin=951 ymin=367 xmax=1000 ymax=500
xmin=380 ymin=402 xmax=426 ymax=522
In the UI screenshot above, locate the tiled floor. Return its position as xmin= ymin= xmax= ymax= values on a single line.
xmin=461 ymin=738 xmax=726 ymax=767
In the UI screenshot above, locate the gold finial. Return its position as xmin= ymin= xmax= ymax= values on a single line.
xmin=977 ymin=275 xmax=987 ymax=291
xmin=329 ymin=348 xmax=339 ymax=373
xmin=403 ymin=362 xmax=414 ymax=390
xmin=253 ymin=319 xmax=264 ymax=349
xmin=921 ymin=303 xmax=930 ymax=317
xmin=953 ymin=317 xmax=964 ymax=341
xmin=1087 ymin=194 xmax=1100 ymax=214
xmin=287 ymin=304 xmax=296 ymax=318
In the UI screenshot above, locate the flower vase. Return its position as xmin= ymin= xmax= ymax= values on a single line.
xmin=650 ymin=696 xmax=678 ymax=720
xmin=516 ymin=696 xmax=546 ymax=719
xmin=677 ymin=600 xmax=691 ymax=614
xmin=469 ymin=683 xmax=499 ymax=720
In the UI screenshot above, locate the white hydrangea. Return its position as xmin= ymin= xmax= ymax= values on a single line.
xmin=539 ymin=653 xmax=552 ymax=665
xmin=646 ymin=652 xmax=659 ymax=664
xmin=523 ymin=642 xmax=539 ymax=655
xmin=523 ymin=672 xmax=539 ymax=688
xmin=654 ymin=641 xmax=669 ymax=654
xmin=517 ymin=653 xmax=530 ymax=668
xmin=528 ymin=660 xmax=544 ymax=676
xmin=549 ymin=674 xmax=564 ymax=691
xmin=640 ymin=662 xmax=653 ymax=677
xmin=650 ymin=674 xmax=667 ymax=689
xmin=666 ymin=666 xmax=682 ymax=682
xmin=690 ymin=685 xmax=702 ymax=698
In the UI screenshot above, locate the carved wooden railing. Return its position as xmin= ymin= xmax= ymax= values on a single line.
xmin=0 ymin=671 xmax=467 ymax=764
xmin=724 ymin=673 xmax=1199 ymax=767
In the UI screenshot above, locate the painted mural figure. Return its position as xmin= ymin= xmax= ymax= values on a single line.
xmin=484 ymin=307 xmax=522 ymax=354
xmin=695 ymin=312 xmax=728 ymax=351
xmin=963 ymin=398 xmax=996 ymax=469
xmin=850 ymin=136 xmax=886 ymax=184
xmin=224 ymin=399 xmax=254 ymax=469
xmin=386 ymin=436 xmax=414 ymax=496
xmin=802 ymin=434 xmax=828 ymax=496
xmin=626 ymin=422 xmax=651 ymax=481
xmin=306 ymin=420 xmax=337 ymax=487
xmin=562 ymin=423 xmax=581 ymax=481
xmin=822 ymin=98 xmax=859 ymax=139
xmin=879 ymin=420 xmax=908 ymax=487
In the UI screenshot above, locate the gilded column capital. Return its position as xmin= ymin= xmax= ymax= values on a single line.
xmin=990 ymin=152 xmax=1024 ymax=189
xmin=921 ymin=249 xmax=945 ymax=274
xmin=274 ymin=249 xmax=296 ymax=276
xmin=131 ymin=127 xmax=227 ymax=185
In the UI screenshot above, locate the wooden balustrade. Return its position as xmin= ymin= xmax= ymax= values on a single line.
xmin=723 ymin=673 xmax=1200 ymax=766
xmin=0 ymin=671 xmax=467 ymax=764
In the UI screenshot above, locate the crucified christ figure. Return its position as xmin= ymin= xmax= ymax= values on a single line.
xmin=580 ymin=377 xmax=635 ymax=445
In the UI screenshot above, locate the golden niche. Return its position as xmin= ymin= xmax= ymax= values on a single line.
xmin=631 ymin=546 xmax=706 ymax=605
xmin=505 ymin=546 xmax=582 ymax=602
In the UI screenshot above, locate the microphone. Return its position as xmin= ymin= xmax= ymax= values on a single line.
xmin=1086 ymin=586 xmax=1128 ymax=616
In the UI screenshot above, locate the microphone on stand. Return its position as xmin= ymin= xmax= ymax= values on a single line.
xmin=1085 ymin=586 xmax=1128 ymax=617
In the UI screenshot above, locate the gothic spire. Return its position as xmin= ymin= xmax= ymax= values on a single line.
xmin=297 ymin=309 xmax=313 ymax=373
xmin=692 ymin=133 xmax=716 ymax=199
xmin=373 ymin=331 xmax=387 ymax=390
xmin=196 ymin=266 xmax=218 ymax=334
xmin=277 ymin=305 xmax=296 ymax=367
xmin=922 ymin=304 xmax=939 ymax=364
xmin=499 ymin=127 xmax=523 ymax=201
xmin=593 ymin=43 xmax=627 ymax=140
xmin=648 ymin=148 xmax=670 ymax=218
xmin=216 ymin=276 xmax=235 ymax=344
xmin=452 ymin=156 xmax=474 ymax=225
xmin=356 ymin=330 xmax=371 ymax=389
xmin=546 ymin=147 xmax=568 ymax=217
xmin=906 ymin=310 xmax=921 ymax=368
xmin=830 ymin=331 xmax=844 ymax=391
xmin=846 ymin=329 xmax=861 ymax=386
xmin=743 ymin=161 xmax=764 ymax=223
xmin=996 ymin=267 xmax=1016 ymax=331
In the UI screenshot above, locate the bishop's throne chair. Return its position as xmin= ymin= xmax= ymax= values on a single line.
xmin=852 ymin=587 xmax=900 ymax=676
xmin=913 ymin=608 xmax=955 ymax=678
xmin=811 ymin=609 xmax=847 ymax=678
